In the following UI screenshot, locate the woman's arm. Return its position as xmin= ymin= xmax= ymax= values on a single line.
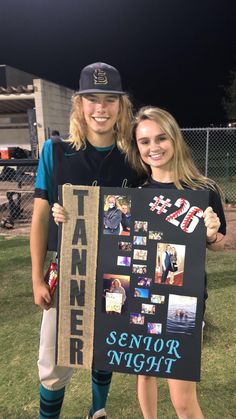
xmin=206 ymin=232 xmax=225 ymax=251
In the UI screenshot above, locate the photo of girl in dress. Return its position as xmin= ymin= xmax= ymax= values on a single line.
xmin=155 ymin=243 xmax=186 ymax=286
xmin=167 ymin=294 xmax=197 ymax=335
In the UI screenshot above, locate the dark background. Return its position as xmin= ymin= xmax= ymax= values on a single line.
xmin=1 ymin=0 xmax=235 ymax=126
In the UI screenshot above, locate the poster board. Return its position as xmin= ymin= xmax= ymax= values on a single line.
xmin=57 ymin=185 xmax=208 ymax=381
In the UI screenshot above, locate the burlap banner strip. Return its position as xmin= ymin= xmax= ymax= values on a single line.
xmin=57 ymin=185 xmax=100 ymax=368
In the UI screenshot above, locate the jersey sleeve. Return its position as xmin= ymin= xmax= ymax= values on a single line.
xmin=34 ymin=139 xmax=53 ymax=204
xmin=209 ymin=189 xmax=226 ymax=235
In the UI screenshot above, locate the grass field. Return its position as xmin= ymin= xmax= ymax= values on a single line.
xmin=0 ymin=236 xmax=235 ymax=419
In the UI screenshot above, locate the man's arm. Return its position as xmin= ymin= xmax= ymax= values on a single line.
xmin=30 ymin=198 xmax=51 ymax=310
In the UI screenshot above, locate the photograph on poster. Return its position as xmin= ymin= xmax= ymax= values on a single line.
xmin=133 ymin=236 xmax=147 ymax=246
xmin=155 ymin=243 xmax=186 ymax=286
xmin=151 ymin=294 xmax=165 ymax=304
xmin=147 ymin=322 xmax=162 ymax=335
xmin=130 ymin=313 xmax=145 ymax=325
xmin=103 ymin=194 xmax=131 ymax=236
xmin=118 ymin=241 xmax=132 ymax=251
xmin=102 ymin=274 xmax=130 ymax=315
xmin=134 ymin=288 xmax=149 ymax=298
xmin=137 ymin=277 xmax=152 ymax=287
xmin=117 ymin=256 xmax=131 ymax=267
xmin=149 ymin=231 xmax=163 ymax=240
xmin=167 ymin=294 xmax=197 ymax=335
xmin=141 ymin=303 xmax=156 ymax=315
xmin=132 ymin=264 xmax=147 ymax=274
xmin=134 ymin=220 xmax=148 ymax=233
xmin=133 ymin=249 xmax=148 ymax=261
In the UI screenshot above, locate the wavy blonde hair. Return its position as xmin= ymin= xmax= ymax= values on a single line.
xmin=127 ymin=106 xmax=222 ymax=194
xmin=104 ymin=195 xmax=122 ymax=211
xmin=67 ymin=94 xmax=133 ymax=151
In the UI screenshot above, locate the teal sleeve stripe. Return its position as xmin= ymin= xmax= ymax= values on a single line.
xmin=35 ymin=140 xmax=53 ymax=204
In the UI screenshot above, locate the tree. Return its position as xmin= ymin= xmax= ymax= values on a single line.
xmin=223 ymin=70 xmax=236 ymax=122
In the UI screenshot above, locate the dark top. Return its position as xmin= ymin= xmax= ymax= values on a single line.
xmin=121 ymin=213 xmax=131 ymax=231
xmin=142 ymin=178 xmax=227 ymax=308
xmin=143 ymin=178 xmax=226 ymax=235
xmin=104 ymin=208 xmax=122 ymax=230
xmin=34 ymin=138 xmax=142 ymax=250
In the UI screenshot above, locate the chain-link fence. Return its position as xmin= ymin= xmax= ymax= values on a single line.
xmin=0 ymin=127 xmax=235 ymax=236
xmin=0 ymin=159 xmax=37 ymax=235
xmin=182 ymin=127 xmax=236 ymax=203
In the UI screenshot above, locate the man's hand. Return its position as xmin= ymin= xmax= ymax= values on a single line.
xmin=33 ymin=280 xmax=52 ymax=310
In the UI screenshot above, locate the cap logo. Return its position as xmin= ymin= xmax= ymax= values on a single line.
xmin=93 ymin=69 xmax=108 ymax=85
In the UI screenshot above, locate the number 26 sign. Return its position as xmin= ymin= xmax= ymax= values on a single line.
xmin=149 ymin=195 xmax=203 ymax=233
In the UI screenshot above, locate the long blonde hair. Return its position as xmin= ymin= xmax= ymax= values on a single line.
xmin=67 ymin=94 xmax=133 ymax=151
xmin=127 ymin=106 xmax=222 ymax=193
xmin=104 ymin=195 xmax=121 ymax=211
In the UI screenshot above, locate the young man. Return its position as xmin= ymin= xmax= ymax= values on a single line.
xmin=120 ymin=202 xmax=131 ymax=233
xmin=30 ymin=62 xmax=140 ymax=419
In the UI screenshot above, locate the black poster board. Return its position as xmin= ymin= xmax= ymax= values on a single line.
xmin=93 ymin=187 xmax=208 ymax=381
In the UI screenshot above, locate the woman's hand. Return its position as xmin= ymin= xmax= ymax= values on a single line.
xmin=52 ymin=203 xmax=68 ymax=225
xmin=203 ymin=206 xmax=225 ymax=250
xmin=203 ymin=206 xmax=220 ymax=242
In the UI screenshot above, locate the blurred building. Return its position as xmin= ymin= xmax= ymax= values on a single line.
xmin=0 ymin=65 xmax=73 ymax=158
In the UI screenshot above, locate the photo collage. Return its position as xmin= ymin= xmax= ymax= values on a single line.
xmin=102 ymin=194 xmax=197 ymax=336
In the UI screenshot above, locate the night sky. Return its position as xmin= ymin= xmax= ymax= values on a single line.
xmin=1 ymin=0 xmax=236 ymax=127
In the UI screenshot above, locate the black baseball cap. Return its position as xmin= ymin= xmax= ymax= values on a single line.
xmin=76 ymin=62 xmax=126 ymax=95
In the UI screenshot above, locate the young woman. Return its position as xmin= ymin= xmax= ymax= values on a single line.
xmin=53 ymin=106 xmax=226 ymax=418
xmin=126 ymin=106 xmax=226 ymax=419
xmin=169 ymin=246 xmax=178 ymax=284
xmin=103 ymin=195 xmax=122 ymax=235
xmin=161 ymin=244 xmax=172 ymax=283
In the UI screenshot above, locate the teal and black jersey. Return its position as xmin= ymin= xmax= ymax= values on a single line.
xmin=35 ymin=138 xmax=141 ymax=250
xmin=35 ymin=139 xmax=54 ymax=204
